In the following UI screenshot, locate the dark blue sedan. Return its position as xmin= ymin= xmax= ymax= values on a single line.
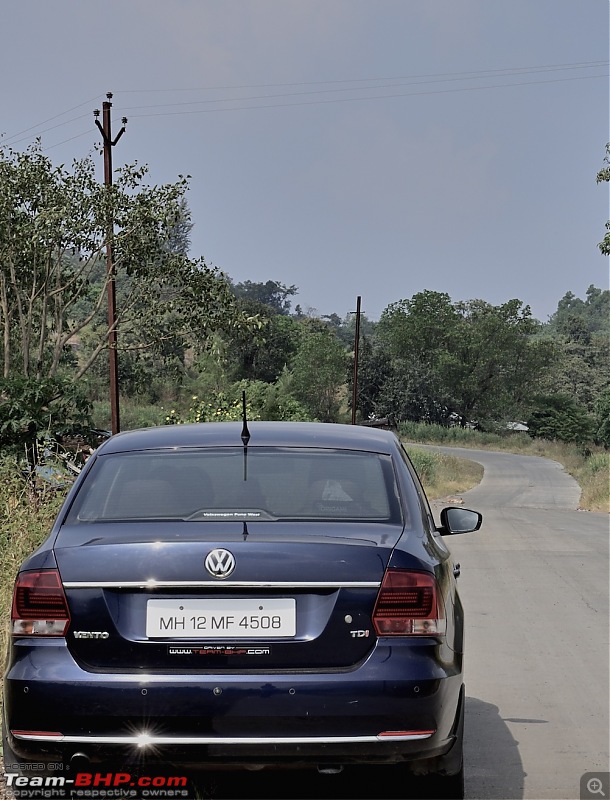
xmin=3 ymin=422 xmax=482 ymax=799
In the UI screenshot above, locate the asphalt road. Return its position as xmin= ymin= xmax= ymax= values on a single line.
xmin=426 ymin=446 xmax=609 ymax=800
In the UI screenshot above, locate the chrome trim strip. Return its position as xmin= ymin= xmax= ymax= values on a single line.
xmin=62 ymin=580 xmax=380 ymax=589
xmin=14 ymin=732 xmax=433 ymax=744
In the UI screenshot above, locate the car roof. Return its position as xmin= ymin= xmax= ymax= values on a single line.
xmin=96 ymin=421 xmax=399 ymax=456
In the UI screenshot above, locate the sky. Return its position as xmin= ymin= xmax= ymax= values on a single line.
xmin=2 ymin=1 xmax=608 ymax=323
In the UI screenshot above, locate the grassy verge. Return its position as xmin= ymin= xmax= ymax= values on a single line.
xmin=406 ymin=446 xmax=484 ymax=501
xmin=399 ymin=421 xmax=609 ymax=513
xmin=0 ymin=458 xmax=68 ymax=704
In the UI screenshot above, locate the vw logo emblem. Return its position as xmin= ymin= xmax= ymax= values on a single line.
xmin=205 ymin=549 xmax=236 ymax=579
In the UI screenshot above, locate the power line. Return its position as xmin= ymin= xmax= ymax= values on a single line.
xmin=116 ymin=59 xmax=609 ymax=94
xmin=4 ymin=113 xmax=95 ymax=149
xmin=1 ymin=95 xmax=102 ymax=146
xmin=41 ymin=130 xmax=96 ymax=153
xmin=2 ymin=60 xmax=607 ymax=149
xmin=115 ymin=63 xmax=609 ymax=116
xmin=121 ymin=73 xmax=609 ymax=119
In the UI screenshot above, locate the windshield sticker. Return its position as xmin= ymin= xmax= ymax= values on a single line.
xmin=199 ymin=511 xmax=263 ymax=519
xmin=322 ymin=480 xmax=353 ymax=501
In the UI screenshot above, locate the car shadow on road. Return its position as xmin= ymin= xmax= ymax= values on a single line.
xmin=190 ymin=697 xmax=525 ymax=800
xmin=192 ymin=767 xmax=450 ymax=800
xmin=464 ymin=696 xmax=526 ymax=799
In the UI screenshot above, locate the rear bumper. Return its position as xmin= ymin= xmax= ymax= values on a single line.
xmin=4 ymin=637 xmax=462 ymax=769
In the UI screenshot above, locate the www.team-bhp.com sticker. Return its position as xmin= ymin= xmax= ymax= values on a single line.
xmin=168 ymin=645 xmax=271 ymax=656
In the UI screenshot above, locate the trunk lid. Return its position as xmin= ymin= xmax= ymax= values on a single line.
xmin=54 ymin=521 xmax=415 ymax=672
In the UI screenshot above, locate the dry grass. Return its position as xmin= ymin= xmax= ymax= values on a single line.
xmin=406 ymin=447 xmax=484 ymax=501
xmin=0 ymin=460 xmax=67 ymax=698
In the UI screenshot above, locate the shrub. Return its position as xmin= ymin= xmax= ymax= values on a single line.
xmin=0 ymin=376 xmax=94 ymax=465
xmin=528 ymin=395 xmax=595 ymax=444
xmin=0 ymin=456 xmax=69 ymax=667
xmin=406 ymin=447 xmax=437 ymax=483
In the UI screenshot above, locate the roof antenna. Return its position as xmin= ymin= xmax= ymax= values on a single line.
xmin=241 ymin=390 xmax=250 ymax=482
xmin=241 ymin=391 xmax=251 ymax=447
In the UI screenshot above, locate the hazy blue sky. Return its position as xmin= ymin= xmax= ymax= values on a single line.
xmin=2 ymin=1 xmax=608 ymax=322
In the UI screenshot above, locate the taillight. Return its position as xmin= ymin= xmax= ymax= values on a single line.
xmin=372 ymin=569 xmax=445 ymax=636
xmin=11 ymin=570 xmax=70 ymax=636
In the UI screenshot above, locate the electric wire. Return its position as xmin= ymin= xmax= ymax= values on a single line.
xmin=116 ymin=59 xmax=609 ymax=94
xmin=2 ymin=61 xmax=607 ymax=150
xmin=121 ymin=72 xmax=608 ymax=119
xmin=1 ymin=96 xmax=103 ymax=147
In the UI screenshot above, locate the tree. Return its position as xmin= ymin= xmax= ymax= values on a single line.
xmin=322 ymin=311 xmax=376 ymax=348
xmin=545 ymin=287 xmax=610 ymax=413
xmin=0 ymin=374 xmax=93 ymax=461
xmin=0 ymin=142 xmax=252 ymax=383
xmin=374 ymin=291 xmax=557 ymax=426
xmin=595 ymin=388 xmax=610 ymax=448
xmin=346 ymin=336 xmax=392 ymax=421
xmin=528 ymin=395 xmax=595 ymax=444
xmin=596 ymin=143 xmax=610 ymax=256
xmin=227 ymin=309 xmax=301 ymax=384
xmin=446 ymin=298 xmax=556 ymax=425
xmin=231 ymin=280 xmax=298 ymax=315
xmin=0 ymin=142 xmax=260 ymax=453
xmin=290 ymin=326 xmax=348 ymax=422
xmin=548 ymin=285 xmax=610 ymax=337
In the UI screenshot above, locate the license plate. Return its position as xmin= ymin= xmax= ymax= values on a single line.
xmin=146 ymin=598 xmax=296 ymax=638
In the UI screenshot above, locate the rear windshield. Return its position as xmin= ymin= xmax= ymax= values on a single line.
xmin=65 ymin=447 xmax=403 ymax=524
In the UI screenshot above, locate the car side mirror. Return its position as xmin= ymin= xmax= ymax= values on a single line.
xmin=439 ymin=507 xmax=483 ymax=535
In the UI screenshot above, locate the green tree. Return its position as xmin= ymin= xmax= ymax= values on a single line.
xmin=446 ymin=299 xmax=556 ymax=425
xmin=376 ymin=291 xmax=460 ymax=423
xmin=290 ymin=326 xmax=348 ymax=421
xmin=0 ymin=375 xmax=93 ymax=460
xmin=0 ymin=142 xmax=251 ymax=382
xmin=0 ymin=142 xmax=260 ymax=450
xmin=347 ymin=336 xmax=392 ymax=421
xmin=596 ymin=143 xmax=610 ymax=255
xmin=548 ymin=285 xmax=610 ymax=337
xmin=231 ymin=280 xmax=298 ymax=315
xmin=545 ymin=286 xmax=609 ymax=413
xmin=375 ymin=291 xmax=557 ymax=426
xmin=528 ymin=395 xmax=595 ymax=444
xmin=594 ymin=388 xmax=610 ymax=447
xmin=227 ymin=311 xmax=301 ymax=384
xmin=322 ymin=311 xmax=376 ymax=348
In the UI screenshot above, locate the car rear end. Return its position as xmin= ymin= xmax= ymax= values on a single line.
xmin=3 ymin=423 xmax=464 ymax=777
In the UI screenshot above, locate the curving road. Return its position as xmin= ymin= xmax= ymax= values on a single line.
xmin=427 ymin=447 xmax=609 ymax=800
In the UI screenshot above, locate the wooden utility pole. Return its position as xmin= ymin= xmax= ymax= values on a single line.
xmin=94 ymin=94 xmax=127 ymax=435
xmin=351 ymin=295 xmax=362 ymax=425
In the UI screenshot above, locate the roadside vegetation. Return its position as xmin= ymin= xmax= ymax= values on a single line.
xmin=405 ymin=446 xmax=484 ymax=501
xmin=0 ymin=459 xmax=66 ymax=680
